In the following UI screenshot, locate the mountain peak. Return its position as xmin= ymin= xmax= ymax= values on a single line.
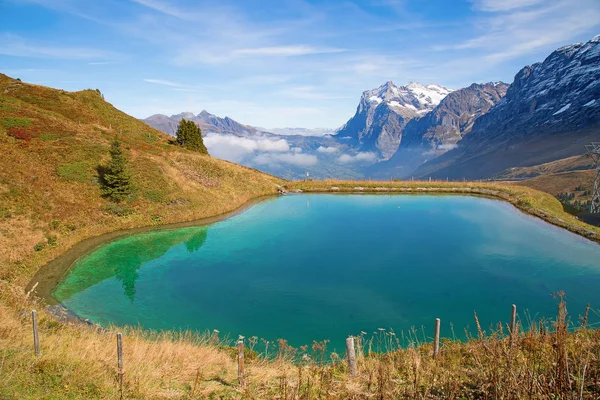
xmin=363 ymin=81 xmax=452 ymax=113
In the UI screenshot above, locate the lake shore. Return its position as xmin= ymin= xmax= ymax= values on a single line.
xmin=5 ymin=180 xmax=600 ymax=399
xmin=28 ymin=181 xmax=600 ymax=309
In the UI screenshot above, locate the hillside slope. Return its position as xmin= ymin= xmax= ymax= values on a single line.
xmin=0 ymin=73 xmax=282 ymax=284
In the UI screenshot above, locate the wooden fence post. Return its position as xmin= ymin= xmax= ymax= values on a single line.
xmin=117 ymin=332 xmax=124 ymax=399
xmin=238 ymin=339 xmax=245 ymax=389
xmin=510 ymin=304 xmax=517 ymax=346
xmin=346 ymin=336 xmax=357 ymax=377
xmin=32 ymin=310 xmax=40 ymax=356
xmin=433 ymin=318 xmax=441 ymax=359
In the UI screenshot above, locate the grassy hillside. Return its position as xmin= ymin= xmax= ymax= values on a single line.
xmin=1 ymin=75 xmax=600 ymax=399
xmin=0 ymin=73 xmax=283 ymax=286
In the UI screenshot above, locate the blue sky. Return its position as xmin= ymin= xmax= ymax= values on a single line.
xmin=1 ymin=0 xmax=599 ymax=128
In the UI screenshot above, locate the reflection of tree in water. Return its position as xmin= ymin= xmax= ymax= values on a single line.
xmin=55 ymin=227 xmax=209 ymax=303
xmin=185 ymin=229 xmax=208 ymax=253
xmin=115 ymin=263 xmax=140 ymax=302
xmin=116 ymin=227 xmax=209 ymax=301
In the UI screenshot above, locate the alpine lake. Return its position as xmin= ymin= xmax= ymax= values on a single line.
xmin=52 ymin=194 xmax=600 ymax=354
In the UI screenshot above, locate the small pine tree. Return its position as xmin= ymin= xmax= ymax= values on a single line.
xmin=99 ymin=137 xmax=133 ymax=202
xmin=175 ymin=119 xmax=208 ymax=153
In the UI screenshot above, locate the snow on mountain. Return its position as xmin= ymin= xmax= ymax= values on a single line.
xmin=410 ymin=34 xmax=600 ymax=180
xmin=335 ymin=81 xmax=452 ymax=159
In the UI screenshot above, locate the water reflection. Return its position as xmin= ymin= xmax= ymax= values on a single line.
xmin=54 ymin=226 xmax=209 ymax=303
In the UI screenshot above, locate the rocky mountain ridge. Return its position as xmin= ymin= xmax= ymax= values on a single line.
xmin=411 ymin=34 xmax=600 ymax=179
xmin=335 ymin=81 xmax=452 ymax=159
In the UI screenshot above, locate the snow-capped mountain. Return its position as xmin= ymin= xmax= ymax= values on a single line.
xmin=336 ymin=81 xmax=452 ymax=159
xmin=370 ymin=82 xmax=509 ymax=178
xmin=411 ymin=34 xmax=600 ymax=179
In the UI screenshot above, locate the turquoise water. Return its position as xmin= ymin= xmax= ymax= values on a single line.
xmin=54 ymin=195 xmax=600 ymax=353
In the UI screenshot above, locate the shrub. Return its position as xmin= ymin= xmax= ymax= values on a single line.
xmin=7 ymin=127 xmax=36 ymax=142
xmin=56 ymin=161 xmax=90 ymax=182
xmin=33 ymin=242 xmax=46 ymax=252
xmin=46 ymin=235 xmax=57 ymax=247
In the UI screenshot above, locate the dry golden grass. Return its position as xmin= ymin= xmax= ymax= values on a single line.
xmin=2 ymin=282 xmax=600 ymax=399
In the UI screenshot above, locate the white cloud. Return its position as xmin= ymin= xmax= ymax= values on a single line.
xmin=203 ymin=133 xmax=290 ymax=162
xmin=437 ymin=143 xmax=458 ymax=151
xmin=291 ymin=147 xmax=303 ymax=153
xmin=254 ymin=153 xmax=318 ymax=167
xmin=469 ymin=0 xmax=543 ymax=12
xmin=233 ymin=45 xmax=346 ymax=57
xmin=317 ymin=146 xmax=340 ymax=154
xmin=337 ymin=152 xmax=378 ymax=164
xmin=144 ymin=78 xmax=186 ymax=87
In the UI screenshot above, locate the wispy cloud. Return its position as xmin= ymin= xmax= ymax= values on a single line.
xmin=337 ymin=152 xmax=378 ymax=164
xmin=317 ymin=146 xmax=340 ymax=154
xmin=88 ymin=61 xmax=119 ymax=65
xmin=254 ymin=152 xmax=318 ymax=167
xmin=233 ymin=45 xmax=346 ymax=57
xmin=469 ymin=0 xmax=544 ymax=12
xmin=438 ymin=0 xmax=600 ymax=64
xmin=0 ymin=33 xmax=112 ymax=60
xmin=131 ymin=0 xmax=196 ymax=20
xmin=144 ymin=78 xmax=186 ymax=87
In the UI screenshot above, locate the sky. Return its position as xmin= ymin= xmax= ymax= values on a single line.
xmin=1 ymin=0 xmax=599 ymax=129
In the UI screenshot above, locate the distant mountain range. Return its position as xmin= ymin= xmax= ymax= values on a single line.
xmin=143 ymin=34 xmax=600 ymax=181
xmin=144 ymin=110 xmax=259 ymax=137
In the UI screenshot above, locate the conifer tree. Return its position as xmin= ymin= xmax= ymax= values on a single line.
xmin=99 ymin=137 xmax=133 ymax=202
xmin=175 ymin=119 xmax=208 ymax=153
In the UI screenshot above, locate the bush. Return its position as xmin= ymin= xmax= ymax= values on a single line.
xmin=7 ymin=127 xmax=36 ymax=142
xmin=33 ymin=242 xmax=46 ymax=252
xmin=46 ymin=235 xmax=57 ymax=247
